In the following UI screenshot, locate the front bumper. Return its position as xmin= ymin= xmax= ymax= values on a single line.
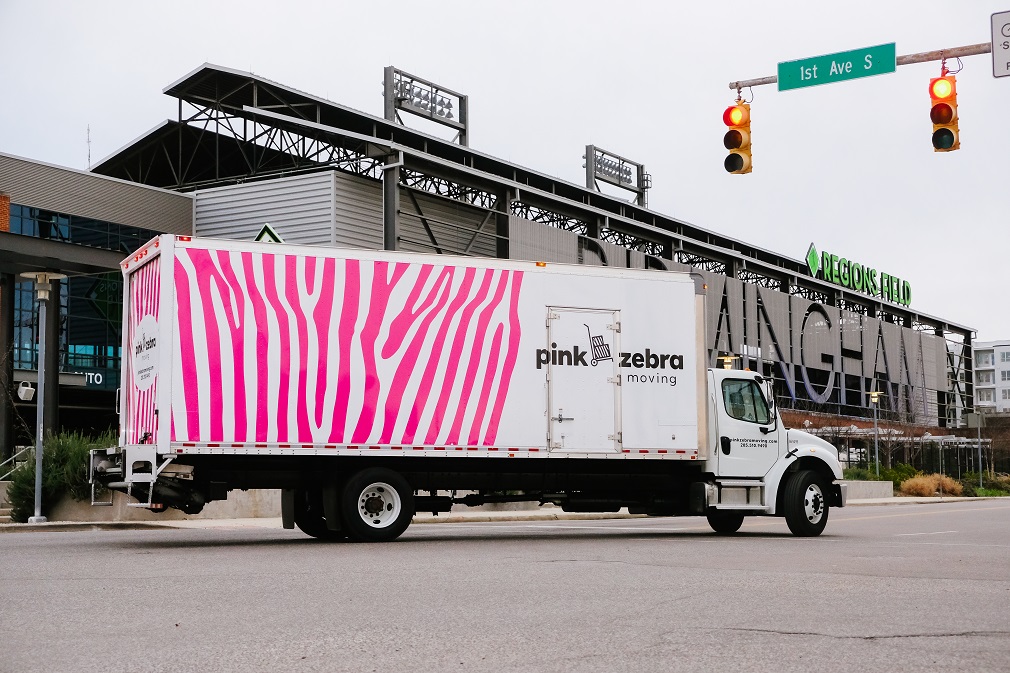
xmin=831 ymin=481 xmax=848 ymax=508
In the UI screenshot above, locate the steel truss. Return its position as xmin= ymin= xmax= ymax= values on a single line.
xmin=789 ymin=285 xmax=830 ymax=304
xmin=837 ymin=298 xmax=869 ymax=315
xmin=173 ymin=101 xmax=382 ymax=188
xmin=599 ymin=229 xmax=664 ymax=256
xmin=677 ymin=252 xmax=727 ymax=275
xmin=738 ymin=268 xmax=784 ymax=290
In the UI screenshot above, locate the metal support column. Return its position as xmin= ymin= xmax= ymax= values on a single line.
xmin=43 ymin=277 xmax=60 ymax=436
xmin=382 ymin=154 xmax=402 ymax=251
xmin=0 ymin=273 xmax=14 ymax=461
xmin=495 ymin=187 xmax=514 ymax=260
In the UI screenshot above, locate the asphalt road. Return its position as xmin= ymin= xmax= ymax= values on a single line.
xmin=2 ymin=501 xmax=1009 ymax=673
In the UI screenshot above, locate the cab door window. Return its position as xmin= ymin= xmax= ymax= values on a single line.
xmin=722 ymin=379 xmax=771 ymax=424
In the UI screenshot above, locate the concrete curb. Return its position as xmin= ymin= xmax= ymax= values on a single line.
xmin=1 ymin=496 xmax=1005 ymax=533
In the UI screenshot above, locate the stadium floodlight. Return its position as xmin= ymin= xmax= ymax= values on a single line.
xmin=583 ymin=145 xmax=650 ymax=206
xmin=383 ymin=66 xmax=468 ymax=145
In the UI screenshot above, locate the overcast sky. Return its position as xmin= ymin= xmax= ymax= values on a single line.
xmin=2 ymin=1 xmax=1007 ymax=342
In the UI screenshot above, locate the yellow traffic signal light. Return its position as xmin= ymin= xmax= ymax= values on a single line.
xmin=723 ymin=102 xmax=751 ymax=174
xmin=929 ymin=75 xmax=959 ymax=152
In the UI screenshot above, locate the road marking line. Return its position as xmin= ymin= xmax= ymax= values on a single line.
xmin=840 ymin=504 xmax=1010 ymax=523
xmin=895 ymin=530 xmax=957 ymax=536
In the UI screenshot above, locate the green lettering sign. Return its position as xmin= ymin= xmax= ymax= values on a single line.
xmin=804 ymin=243 xmax=911 ymax=307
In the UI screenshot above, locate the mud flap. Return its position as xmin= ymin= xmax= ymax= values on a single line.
xmin=323 ymin=484 xmax=342 ymax=531
xmin=281 ymin=489 xmax=295 ymax=529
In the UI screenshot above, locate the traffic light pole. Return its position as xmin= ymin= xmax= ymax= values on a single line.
xmin=728 ymin=42 xmax=993 ymax=90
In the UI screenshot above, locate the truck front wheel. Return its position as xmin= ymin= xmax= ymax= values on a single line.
xmin=783 ymin=470 xmax=829 ymax=537
xmin=340 ymin=468 xmax=414 ymax=542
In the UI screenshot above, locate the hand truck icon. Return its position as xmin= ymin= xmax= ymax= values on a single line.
xmin=584 ymin=324 xmax=613 ymax=366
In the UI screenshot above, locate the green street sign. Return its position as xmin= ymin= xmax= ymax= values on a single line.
xmin=778 ymin=43 xmax=896 ymax=91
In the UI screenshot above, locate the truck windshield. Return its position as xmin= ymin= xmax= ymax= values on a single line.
xmin=721 ymin=379 xmax=771 ymax=425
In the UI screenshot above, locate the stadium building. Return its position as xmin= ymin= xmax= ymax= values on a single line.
xmin=0 ymin=63 xmax=976 ymax=461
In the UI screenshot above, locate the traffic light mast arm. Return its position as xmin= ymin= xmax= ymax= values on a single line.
xmin=728 ymin=41 xmax=992 ymax=89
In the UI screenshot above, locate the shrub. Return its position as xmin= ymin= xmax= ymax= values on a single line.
xmin=899 ymin=473 xmax=963 ymax=497
xmin=880 ymin=463 xmax=919 ymax=489
xmin=5 ymin=430 xmax=116 ymax=523
xmin=988 ymin=474 xmax=1010 ymax=493
xmin=961 ymin=473 xmax=1010 ymax=497
xmin=843 ymin=467 xmax=874 ymax=481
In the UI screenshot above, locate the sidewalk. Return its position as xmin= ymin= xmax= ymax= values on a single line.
xmin=0 ymin=496 xmax=1004 ymax=533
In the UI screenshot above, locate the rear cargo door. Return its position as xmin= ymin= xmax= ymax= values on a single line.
xmin=123 ymin=250 xmax=162 ymax=446
xmin=547 ymin=308 xmax=621 ymax=453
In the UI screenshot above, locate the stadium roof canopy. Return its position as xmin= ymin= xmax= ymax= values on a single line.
xmin=91 ymin=63 xmax=972 ymax=337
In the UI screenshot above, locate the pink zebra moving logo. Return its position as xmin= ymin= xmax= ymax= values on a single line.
xmin=127 ymin=257 xmax=161 ymax=444
xmin=171 ymin=249 xmax=524 ymax=446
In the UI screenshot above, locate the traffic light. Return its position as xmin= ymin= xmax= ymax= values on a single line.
xmin=929 ymin=75 xmax=959 ymax=152
xmin=723 ymin=102 xmax=751 ymax=174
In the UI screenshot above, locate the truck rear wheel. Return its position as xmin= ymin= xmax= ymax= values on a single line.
xmin=293 ymin=488 xmax=345 ymax=541
xmin=706 ymin=511 xmax=745 ymax=534
xmin=783 ymin=470 xmax=829 ymax=537
xmin=340 ymin=468 xmax=414 ymax=542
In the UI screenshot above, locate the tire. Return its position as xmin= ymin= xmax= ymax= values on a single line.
xmin=783 ymin=470 xmax=829 ymax=537
xmin=707 ymin=511 xmax=745 ymax=534
xmin=294 ymin=488 xmax=345 ymax=541
xmin=340 ymin=468 xmax=414 ymax=542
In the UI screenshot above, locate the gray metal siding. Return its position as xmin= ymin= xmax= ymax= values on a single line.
xmin=581 ymin=239 xmax=628 ymax=267
xmin=508 ymin=217 xmax=578 ymax=263
xmin=194 ymin=172 xmax=333 ymax=245
xmin=398 ymin=189 xmax=497 ymax=257
xmin=333 ymin=172 xmax=382 ymax=250
xmin=0 ymin=152 xmax=192 ymax=233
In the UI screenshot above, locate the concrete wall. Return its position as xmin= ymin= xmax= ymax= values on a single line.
xmin=842 ymin=480 xmax=894 ymax=499
xmin=47 ymin=489 xmax=281 ymax=522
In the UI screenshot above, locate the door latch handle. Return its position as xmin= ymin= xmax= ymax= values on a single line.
xmin=554 ymin=413 xmax=574 ymax=423
xmin=720 ymin=436 xmax=732 ymax=455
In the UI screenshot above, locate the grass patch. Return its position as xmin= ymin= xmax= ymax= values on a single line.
xmin=975 ymin=488 xmax=1009 ymax=498
xmin=5 ymin=430 xmax=116 ymax=522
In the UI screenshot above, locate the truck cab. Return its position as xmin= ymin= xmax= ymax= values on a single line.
xmin=703 ymin=368 xmax=846 ymax=535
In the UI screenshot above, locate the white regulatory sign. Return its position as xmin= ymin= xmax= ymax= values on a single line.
xmin=993 ymin=10 xmax=1010 ymax=78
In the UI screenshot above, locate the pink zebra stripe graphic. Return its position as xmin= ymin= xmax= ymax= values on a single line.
xmin=126 ymin=254 xmax=161 ymax=445
xmin=171 ymin=249 xmax=524 ymax=446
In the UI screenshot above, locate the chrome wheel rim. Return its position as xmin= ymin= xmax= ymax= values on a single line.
xmin=356 ymin=482 xmax=402 ymax=529
xmin=803 ymin=482 xmax=825 ymax=524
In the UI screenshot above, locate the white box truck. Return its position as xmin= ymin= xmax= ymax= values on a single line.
xmin=90 ymin=235 xmax=846 ymax=540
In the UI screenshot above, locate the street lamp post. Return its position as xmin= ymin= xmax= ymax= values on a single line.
xmin=19 ymin=271 xmax=66 ymax=524
xmin=869 ymin=390 xmax=881 ymax=477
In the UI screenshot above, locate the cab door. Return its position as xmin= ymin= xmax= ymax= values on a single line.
xmin=713 ymin=372 xmax=779 ymax=477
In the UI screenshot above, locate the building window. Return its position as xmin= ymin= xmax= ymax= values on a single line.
xmin=977 ymin=352 xmax=994 ymax=367
xmin=979 ymin=389 xmax=994 ymax=403
xmin=1001 ymin=352 xmax=1010 ymax=363
xmin=9 ymin=203 xmax=158 ymax=390
xmin=978 ymin=371 xmax=994 ymax=384
xmin=1002 ymin=371 xmax=1010 ymax=382
xmin=1003 ymin=389 xmax=1010 ymax=400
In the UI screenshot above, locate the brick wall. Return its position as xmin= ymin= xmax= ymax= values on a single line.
xmin=0 ymin=193 xmax=9 ymax=232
